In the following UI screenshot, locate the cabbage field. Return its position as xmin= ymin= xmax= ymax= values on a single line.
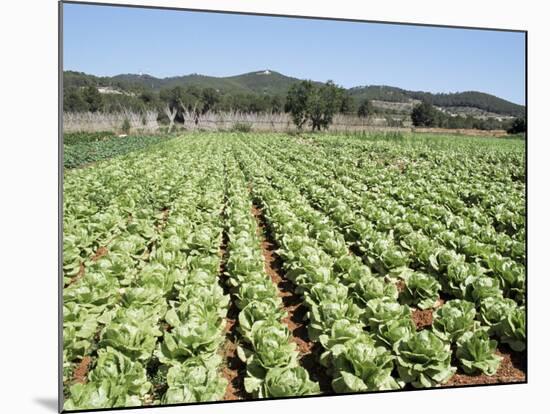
xmin=62 ymin=132 xmax=526 ymax=410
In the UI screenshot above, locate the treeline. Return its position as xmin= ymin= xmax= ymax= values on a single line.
xmin=64 ymin=78 xmax=520 ymax=132
xmin=411 ymin=102 xmax=525 ymax=133
xmin=407 ymin=91 xmax=525 ymax=118
xmin=350 ymin=86 xmax=525 ymax=118
xmin=63 ymin=85 xmax=289 ymax=118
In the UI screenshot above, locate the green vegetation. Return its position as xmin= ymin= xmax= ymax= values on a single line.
xmin=121 ymin=118 xmax=131 ymax=135
xmin=411 ymin=102 xmax=514 ymax=130
xmin=64 ymin=70 xmax=524 ymax=133
xmin=357 ymin=99 xmax=375 ymax=118
xmin=230 ymin=122 xmax=253 ymax=133
xmin=286 ymin=80 xmax=345 ymax=130
xmin=507 ymin=118 xmax=526 ymax=134
xmin=63 ymin=132 xmax=525 ymax=410
xmin=63 ymin=133 xmax=170 ymax=168
xmin=411 ymin=102 xmax=439 ymax=127
xmin=63 ymin=131 xmax=115 ymax=145
xmin=349 ymin=86 xmax=525 ymax=117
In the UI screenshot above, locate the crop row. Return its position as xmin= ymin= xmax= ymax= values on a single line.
xmin=63 ymin=132 xmax=526 ymax=409
xmin=64 ymin=138 xmax=229 ymax=409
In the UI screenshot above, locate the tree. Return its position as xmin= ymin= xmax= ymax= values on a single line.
xmin=82 ymin=86 xmax=103 ymax=112
xmin=139 ymin=90 xmax=157 ymax=106
xmin=286 ymin=80 xmax=344 ymax=131
xmin=357 ymin=99 xmax=375 ymax=118
xmin=285 ymin=81 xmax=314 ymax=129
xmin=200 ymin=88 xmax=219 ymax=114
xmin=339 ymin=93 xmax=356 ymax=114
xmin=270 ymin=95 xmax=284 ymax=113
xmin=307 ymin=81 xmax=342 ymax=131
xmin=411 ymin=102 xmax=438 ymax=127
xmin=507 ymin=118 xmax=526 ymax=134
xmin=64 ymin=87 xmax=88 ymax=112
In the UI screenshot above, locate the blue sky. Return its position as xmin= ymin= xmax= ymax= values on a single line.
xmin=63 ymin=3 xmax=526 ymax=104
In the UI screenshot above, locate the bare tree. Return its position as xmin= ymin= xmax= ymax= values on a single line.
xmin=164 ymin=105 xmax=178 ymax=133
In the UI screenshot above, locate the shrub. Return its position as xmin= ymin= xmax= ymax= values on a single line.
xmin=121 ymin=118 xmax=131 ymax=135
xmin=507 ymin=118 xmax=526 ymax=134
xmin=231 ymin=122 xmax=253 ymax=133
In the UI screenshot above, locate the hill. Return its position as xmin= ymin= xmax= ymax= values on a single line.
xmin=349 ymin=86 xmax=524 ymax=117
xmin=63 ymin=70 xmax=524 ymax=117
xmin=81 ymin=70 xmax=305 ymax=96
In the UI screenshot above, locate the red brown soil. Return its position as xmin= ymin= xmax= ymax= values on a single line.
xmin=251 ymin=203 xmax=333 ymax=394
xmin=91 ymin=246 xmax=108 ymax=262
xmin=220 ymin=320 xmax=247 ymax=401
xmin=218 ymin=220 xmax=247 ymax=401
xmin=72 ymin=356 xmax=91 ymax=384
xmin=65 ymin=245 xmax=108 ymax=287
xmin=251 ymin=204 xmax=313 ymax=355
xmin=411 ymin=308 xmax=434 ymax=330
xmin=445 ymin=346 xmax=526 ymax=386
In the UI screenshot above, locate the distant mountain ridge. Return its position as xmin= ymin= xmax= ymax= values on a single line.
xmin=64 ymin=70 xmax=525 ymax=117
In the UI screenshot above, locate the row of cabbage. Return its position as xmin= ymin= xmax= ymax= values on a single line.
xmin=312 ymin=134 xmax=525 ymax=245
xmin=223 ymin=154 xmax=320 ymax=398
xmin=296 ymin=137 xmax=525 ymax=264
xmin=235 ymin=133 xmax=525 ymax=388
xmin=247 ymin=135 xmax=525 ymax=328
xmin=63 ymin=137 xmax=230 ymax=410
xmin=252 ymin=136 xmax=524 ymax=306
xmin=235 ymin=140 xmax=435 ymax=391
xmin=302 ymin=142 xmax=524 ymax=264
xmin=63 ymin=132 xmax=526 ymax=408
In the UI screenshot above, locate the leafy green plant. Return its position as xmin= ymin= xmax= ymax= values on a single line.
xmin=469 ymin=276 xmax=504 ymax=303
xmin=498 ymin=306 xmax=526 ymax=352
xmin=64 ymin=134 xmax=168 ymax=168
xmin=238 ymin=321 xmax=298 ymax=372
xmin=156 ymin=304 xmax=224 ymax=364
xmin=400 ymin=272 xmax=441 ymax=309
xmin=99 ymin=318 xmax=161 ymax=362
xmin=161 ymin=355 xmax=227 ymax=404
xmin=247 ymin=366 xmax=320 ymax=398
xmin=319 ymin=319 xmax=365 ymax=353
xmin=479 ymin=297 xmax=517 ymax=336
xmin=90 ymin=347 xmax=152 ymax=396
xmin=432 ymin=300 xmax=478 ymax=343
xmin=351 ymin=275 xmax=399 ymax=305
xmin=238 ymin=299 xmax=285 ymax=339
xmin=328 ymin=334 xmax=402 ymax=392
xmin=64 ymin=380 xmax=142 ymax=410
xmin=394 ymin=330 xmax=456 ymax=388
xmin=308 ymin=299 xmax=364 ymax=341
xmin=363 ymin=298 xmax=415 ymax=346
xmin=456 ymin=330 xmax=502 ymax=375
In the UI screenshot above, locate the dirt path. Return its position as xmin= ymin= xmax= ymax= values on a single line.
xmin=251 ymin=202 xmax=333 ymax=394
xmin=216 ymin=170 xmax=248 ymax=402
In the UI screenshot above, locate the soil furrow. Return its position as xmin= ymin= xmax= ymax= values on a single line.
xmin=219 ymin=164 xmax=247 ymax=401
xmin=219 ymin=226 xmax=248 ymax=401
xmin=72 ymin=356 xmax=92 ymax=385
xmin=250 ymin=201 xmax=333 ymax=395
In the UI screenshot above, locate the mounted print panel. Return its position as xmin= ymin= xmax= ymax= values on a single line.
xmin=60 ymin=1 xmax=526 ymax=412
